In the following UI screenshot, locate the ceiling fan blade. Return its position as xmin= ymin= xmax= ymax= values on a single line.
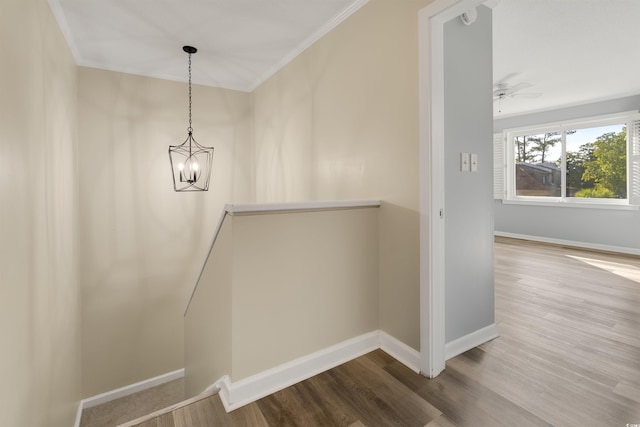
xmin=494 ymin=72 xmax=521 ymax=86
xmin=511 ymin=92 xmax=542 ymax=99
xmin=506 ymin=81 xmax=533 ymax=92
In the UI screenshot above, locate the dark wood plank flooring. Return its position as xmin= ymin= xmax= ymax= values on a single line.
xmin=134 ymin=238 xmax=640 ymax=426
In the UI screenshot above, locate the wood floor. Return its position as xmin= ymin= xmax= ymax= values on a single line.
xmin=131 ymin=238 xmax=640 ymax=426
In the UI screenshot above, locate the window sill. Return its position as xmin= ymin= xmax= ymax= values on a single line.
xmin=500 ymin=199 xmax=640 ymax=211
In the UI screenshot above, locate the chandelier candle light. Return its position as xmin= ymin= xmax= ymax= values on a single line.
xmin=168 ymin=46 xmax=214 ymax=192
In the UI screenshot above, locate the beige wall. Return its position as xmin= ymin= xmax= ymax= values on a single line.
xmin=77 ymin=68 xmax=253 ymax=396
xmin=82 ymin=0 xmax=434 ymax=396
xmin=231 ymin=208 xmax=379 ymax=379
xmin=0 ymin=0 xmax=439 ymax=411
xmin=184 ymin=206 xmax=379 ymax=395
xmin=252 ymin=0 xmax=434 ymax=349
xmin=184 ymin=215 xmax=233 ymax=397
xmin=0 ymin=0 xmax=81 ymax=426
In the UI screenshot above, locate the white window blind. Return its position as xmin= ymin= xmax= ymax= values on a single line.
xmin=629 ymin=119 xmax=640 ymax=206
xmin=493 ymin=132 xmax=505 ymax=199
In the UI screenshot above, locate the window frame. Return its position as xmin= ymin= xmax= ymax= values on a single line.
xmin=496 ymin=111 xmax=640 ymax=209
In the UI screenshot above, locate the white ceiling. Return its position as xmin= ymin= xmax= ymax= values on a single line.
xmin=493 ymin=0 xmax=640 ymax=117
xmin=49 ymin=0 xmax=366 ymax=92
xmin=49 ymin=0 xmax=640 ymax=116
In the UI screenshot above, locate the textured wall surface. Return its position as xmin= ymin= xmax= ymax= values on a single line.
xmin=0 ymin=0 xmax=81 ymax=425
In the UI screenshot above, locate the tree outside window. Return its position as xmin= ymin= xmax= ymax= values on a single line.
xmin=513 ymin=124 xmax=626 ymax=200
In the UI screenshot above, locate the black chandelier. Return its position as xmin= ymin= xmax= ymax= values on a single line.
xmin=168 ymin=46 xmax=214 ymax=192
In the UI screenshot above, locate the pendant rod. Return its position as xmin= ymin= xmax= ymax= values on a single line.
xmin=183 ymin=46 xmax=197 ymax=157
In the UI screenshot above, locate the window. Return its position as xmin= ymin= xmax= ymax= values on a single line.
xmin=494 ymin=112 xmax=640 ymax=207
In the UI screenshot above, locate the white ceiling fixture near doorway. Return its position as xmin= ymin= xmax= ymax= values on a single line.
xmin=48 ymin=0 xmax=367 ymax=92
xmin=493 ymin=0 xmax=640 ymax=117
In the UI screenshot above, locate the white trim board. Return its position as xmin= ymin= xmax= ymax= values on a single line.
xmin=185 ymin=209 xmax=229 ymax=315
xmin=73 ymin=403 xmax=83 ymax=427
xmin=225 ymin=199 xmax=381 ymax=215
xmin=214 ymin=330 xmax=420 ymax=412
xmin=495 ymin=231 xmax=640 ymax=256
xmin=380 ymin=331 xmax=421 ymax=373
xmin=445 ymin=323 xmax=499 ymax=360
xmin=74 ymin=369 xmax=185 ymax=427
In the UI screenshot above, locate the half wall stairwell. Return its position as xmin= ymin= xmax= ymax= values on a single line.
xmin=183 ymin=200 xmax=386 ymax=410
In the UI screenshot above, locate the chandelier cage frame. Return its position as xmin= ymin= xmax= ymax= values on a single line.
xmin=168 ymin=45 xmax=214 ymax=192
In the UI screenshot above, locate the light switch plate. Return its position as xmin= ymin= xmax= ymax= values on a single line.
xmin=470 ymin=153 xmax=478 ymax=172
xmin=461 ymin=152 xmax=470 ymax=172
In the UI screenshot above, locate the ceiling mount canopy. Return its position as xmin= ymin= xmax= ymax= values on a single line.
xmin=168 ymin=45 xmax=214 ymax=192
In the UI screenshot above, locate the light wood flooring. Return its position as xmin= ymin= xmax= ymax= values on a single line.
xmin=127 ymin=238 xmax=640 ymax=426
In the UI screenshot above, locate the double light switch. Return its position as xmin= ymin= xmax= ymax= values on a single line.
xmin=461 ymin=152 xmax=478 ymax=172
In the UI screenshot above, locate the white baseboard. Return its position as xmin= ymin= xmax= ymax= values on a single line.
xmin=494 ymin=231 xmax=640 ymax=256
xmin=74 ymin=330 xmax=422 ymax=423
xmin=222 ymin=331 xmax=381 ymax=411
xmin=74 ymin=368 xmax=185 ymax=427
xmin=379 ymin=331 xmax=421 ymax=373
xmin=74 ymin=402 xmax=83 ymax=427
xmin=445 ymin=323 xmax=498 ymax=360
xmin=213 ymin=376 xmax=233 ymax=413
xmin=215 ymin=330 xmax=420 ymax=411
